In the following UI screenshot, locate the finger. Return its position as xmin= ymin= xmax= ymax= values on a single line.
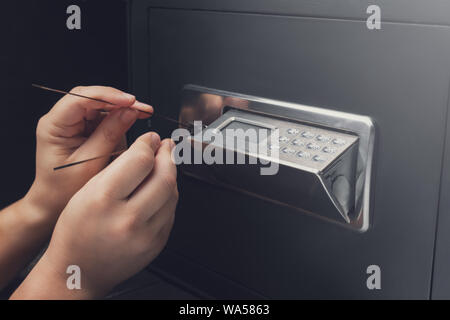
xmin=84 ymin=112 xmax=106 ymax=137
xmin=104 ymin=101 xmax=153 ymax=119
xmin=71 ymin=108 xmax=138 ymax=163
xmin=128 ymin=139 xmax=177 ymax=219
xmin=97 ymin=132 xmax=161 ymax=200
xmin=160 ymin=211 xmax=176 ymax=241
xmin=115 ymin=135 xmax=128 ymax=153
xmin=48 ymin=86 xmax=136 ymax=128
xmin=147 ymin=190 xmax=178 ymax=228
xmin=61 ymin=136 xmax=88 ymax=150
xmin=85 ymin=108 xmax=100 ymax=121
xmin=154 ymin=210 xmax=176 ymax=255
xmin=111 ymin=135 xmax=128 ymax=162
xmin=139 ymin=193 xmax=177 ymax=245
xmin=159 ymin=211 xmax=176 ymax=246
xmin=131 ymin=101 xmax=153 ymax=119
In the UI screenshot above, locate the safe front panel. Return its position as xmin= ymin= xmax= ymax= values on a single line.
xmin=129 ymin=1 xmax=450 ymax=299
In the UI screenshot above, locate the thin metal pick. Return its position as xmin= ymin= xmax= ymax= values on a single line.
xmin=32 ymin=84 xmax=204 ymax=170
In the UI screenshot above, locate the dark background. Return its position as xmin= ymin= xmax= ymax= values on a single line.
xmin=0 ymin=0 xmax=128 ymax=209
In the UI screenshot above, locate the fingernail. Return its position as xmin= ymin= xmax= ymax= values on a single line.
xmin=123 ymin=93 xmax=135 ymax=101
xmin=150 ymin=132 xmax=161 ymax=149
xmin=120 ymin=108 xmax=137 ymax=124
xmin=135 ymin=101 xmax=152 ymax=108
xmin=169 ymin=139 xmax=176 ymax=149
xmin=134 ymin=101 xmax=153 ymax=114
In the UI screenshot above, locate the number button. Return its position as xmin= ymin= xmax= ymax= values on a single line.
xmin=332 ymin=138 xmax=346 ymax=145
xmin=281 ymin=147 xmax=296 ymax=154
xmin=313 ymin=155 xmax=327 ymax=162
xmin=291 ymin=139 xmax=304 ymax=146
xmin=316 ymin=135 xmax=331 ymax=142
xmin=307 ymin=143 xmax=321 ymax=150
xmin=296 ymin=151 xmax=311 ymax=158
xmin=322 ymin=146 xmax=336 ymax=154
xmin=301 ymin=131 xmax=315 ymax=139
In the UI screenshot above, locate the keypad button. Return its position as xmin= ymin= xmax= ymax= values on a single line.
xmin=281 ymin=147 xmax=296 ymax=154
xmin=287 ymin=128 xmax=300 ymax=135
xmin=301 ymin=131 xmax=315 ymax=138
xmin=291 ymin=139 xmax=304 ymax=146
xmin=307 ymin=143 xmax=321 ymax=150
xmin=313 ymin=155 xmax=327 ymax=162
xmin=332 ymin=138 xmax=346 ymax=145
xmin=279 ymin=136 xmax=290 ymax=143
xmin=322 ymin=146 xmax=336 ymax=154
xmin=296 ymin=151 xmax=311 ymax=158
xmin=316 ymin=135 xmax=331 ymax=142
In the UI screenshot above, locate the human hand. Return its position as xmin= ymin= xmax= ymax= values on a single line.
xmin=11 ymin=132 xmax=178 ymax=299
xmin=25 ymin=86 xmax=153 ymax=225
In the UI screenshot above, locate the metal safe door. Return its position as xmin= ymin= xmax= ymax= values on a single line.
xmin=128 ymin=1 xmax=450 ymax=299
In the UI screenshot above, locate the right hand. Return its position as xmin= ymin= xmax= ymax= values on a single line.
xmin=26 ymin=86 xmax=153 ymax=227
xmin=13 ymin=132 xmax=178 ymax=299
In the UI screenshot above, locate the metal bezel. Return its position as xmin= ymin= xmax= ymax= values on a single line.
xmin=181 ymin=84 xmax=376 ymax=231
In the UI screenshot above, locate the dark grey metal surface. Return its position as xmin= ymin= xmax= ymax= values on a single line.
xmin=106 ymin=270 xmax=200 ymax=300
xmin=128 ymin=0 xmax=450 ymax=299
xmin=432 ymin=84 xmax=450 ymax=299
xmin=131 ymin=0 xmax=450 ymax=26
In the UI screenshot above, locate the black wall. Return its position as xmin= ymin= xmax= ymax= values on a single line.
xmin=0 ymin=0 xmax=128 ymax=208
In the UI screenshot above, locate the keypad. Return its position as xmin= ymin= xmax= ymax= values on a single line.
xmin=270 ymin=122 xmax=357 ymax=169
xmin=207 ymin=108 xmax=359 ymax=172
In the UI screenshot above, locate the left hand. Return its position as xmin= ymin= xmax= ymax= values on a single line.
xmin=24 ymin=85 xmax=153 ymax=225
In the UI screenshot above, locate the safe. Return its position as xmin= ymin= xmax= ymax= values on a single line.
xmin=127 ymin=0 xmax=450 ymax=299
